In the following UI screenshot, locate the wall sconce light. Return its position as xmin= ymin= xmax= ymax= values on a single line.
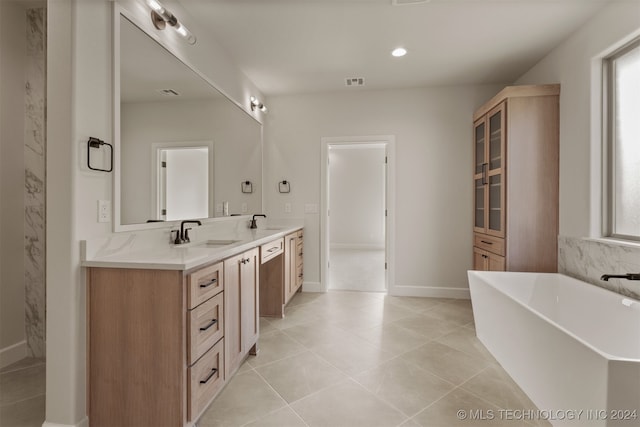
xmin=250 ymin=96 xmax=267 ymax=113
xmin=147 ymin=0 xmax=197 ymax=45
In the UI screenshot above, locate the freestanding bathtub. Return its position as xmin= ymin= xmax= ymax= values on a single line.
xmin=468 ymin=271 xmax=640 ymax=427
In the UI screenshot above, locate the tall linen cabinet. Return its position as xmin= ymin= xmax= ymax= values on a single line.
xmin=472 ymin=85 xmax=559 ymax=272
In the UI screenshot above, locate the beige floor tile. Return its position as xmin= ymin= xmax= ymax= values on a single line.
xmin=256 ymin=351 xmax=346 ymax=403
xmin=248 ymin=330 xmax=307 ymax=368
xmin=357 ymin=299 xmax=417 ymax=323
xmin=353 ymin=323 xmax=430 ymax=357
xmin=422 ymin=301 xmax=475 ymax=326
xmin=267 ymin=305 xmax=324 ymax=330
xmin=0 ymin=364 xmax=46 ymax=406
xmin=290 ymin=379 xmax=407 ymax=427
xmin=198 ymin=371 xmax=287 ymax=427
xmin=0 ymin=394 xmax=45 ymax=427
xmin=413 ymin=388 xmax=512 ymax=427
xmin=435 ymin=326 xmax=495 ymax=362
xmin=386 ymin=296 xmax=446 ymax=313
xmin=390 ymin=313 xmax=460 ymax=340
xmin=281 ymin=322 xmax=356 ymax=350
xmin=327 ymin=308 xmax=388 ymax=332
xmin=286 ymin=291 xmax=326 ymax=308
xmin=313 ymin=334 xmax=395 ymax=376
xmin=260 ymin=317 xmax=277 ymax=335
xmin=398 ymin=418 xmax=422 ymax=427
xmin=461 ymin=364 xmax=539 ymax=413
xmin=353 ymin=358 xmax=455 ymax=417
xmin=244 ymin=406 xmax=308 ymax=427
xmin=401 ymin=341 xmax=490 ymax=386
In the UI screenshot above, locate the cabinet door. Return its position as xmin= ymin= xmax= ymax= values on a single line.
xmin=241 ymin=248 xmax=259 ymax=354
xmin=486 ymin=103 xmax=506 ymax=237
xmin=473 ymin=247 xmax=489 ymax=271
xmin=284 ymin=232 xmax=297 ymax=304
xmin=473 ymin=118 xmax=488 ymax=233
xmin=224 ymin=252 xmax=243 ymax=378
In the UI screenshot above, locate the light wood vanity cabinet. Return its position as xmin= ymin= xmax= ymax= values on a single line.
xmin=223 ymin=248 xmax=259 ymax=378
xmin=285 ymin=230 xmax=304 ymax=304
xmin=259 ymin=229 xmax=304 ymax=318
xmin=472 ymin=84 xmax=559 ymax=272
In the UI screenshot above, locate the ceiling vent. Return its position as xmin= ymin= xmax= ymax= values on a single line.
xmin=392 ymin=0 xmax=431 ymax=5
xmin=345 ymin=77 xmax=365 ymax=87
xmin=158 ymin=88 xmax=180 ymax=96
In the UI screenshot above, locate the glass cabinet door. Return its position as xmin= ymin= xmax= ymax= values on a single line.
xmin=486 ymin=102 xmax=505 ymax=237
xmin=473 ymin=118 xmax=488 ymax=232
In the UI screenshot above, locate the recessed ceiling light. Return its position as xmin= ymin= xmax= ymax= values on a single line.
xmin=391 ymin=47 xmax=407 ymax=57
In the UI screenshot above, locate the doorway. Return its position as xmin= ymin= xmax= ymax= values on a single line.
xmin=320 ymin=136 xmax=395 ymax=293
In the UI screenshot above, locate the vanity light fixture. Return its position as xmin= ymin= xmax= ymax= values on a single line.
xmin=250 ymin=96 xmax=267 ymax=113
xmin=391 ymin=47 xmax=407 ymax=57
xmin=146 ymin=0 xmax=196 ymax=45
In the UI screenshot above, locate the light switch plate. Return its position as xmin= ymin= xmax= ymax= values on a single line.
xmin=98 ymin=200 xmax=111 ymax=223
xmin=241 ymin=203 xmax=248 ymax=213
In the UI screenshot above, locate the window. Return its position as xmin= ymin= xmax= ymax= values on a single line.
xmin=605 ymin=38 xmax=640 ymax=241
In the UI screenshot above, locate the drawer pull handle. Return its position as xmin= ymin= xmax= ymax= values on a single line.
xmin=199 ymin=319 xmax=218 ymax=331
xmin=199 ymin=368 xmax=218 ymax=384
xmin=480 ymin=240 xmax=493 ymax=245
xmin=267 ymin=247 xmax=279 ymax=252
xmin=199 ymin=278 xmax=217 ymax=288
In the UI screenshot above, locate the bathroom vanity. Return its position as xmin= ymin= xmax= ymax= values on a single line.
xmin=83 ymin=225 xmax=303 ymax=427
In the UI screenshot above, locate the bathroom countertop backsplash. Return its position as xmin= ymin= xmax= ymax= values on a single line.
xmin=558 ymin=235 xmax=640 ymax=300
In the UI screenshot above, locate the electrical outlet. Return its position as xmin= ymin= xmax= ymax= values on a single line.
xmin=98 ymin=200 xmax=111 ymax=223
xmin=241 ymin=203 xmax=248 ymax=213
xmin=284 ymin=203 xmax=292 ymax=213
xmin=216 ymin=203 xmax=223 ymax=213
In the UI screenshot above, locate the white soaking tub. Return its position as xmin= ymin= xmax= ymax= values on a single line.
xmin=468 ymin=271 xmax=640 ymax=427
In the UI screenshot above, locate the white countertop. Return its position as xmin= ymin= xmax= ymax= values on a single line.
xmin=81 ymin=226 xmax=302 ymax=271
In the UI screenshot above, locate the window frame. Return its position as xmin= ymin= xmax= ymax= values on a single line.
xmin=603 ymin=37 xmax=640 ymax=242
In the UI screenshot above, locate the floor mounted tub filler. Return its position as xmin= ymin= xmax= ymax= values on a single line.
xmin=468 ymin=271 xmax=640 ymax=427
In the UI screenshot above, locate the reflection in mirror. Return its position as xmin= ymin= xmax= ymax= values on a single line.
xmin=118 ymin=15 xmax=262 ymax=227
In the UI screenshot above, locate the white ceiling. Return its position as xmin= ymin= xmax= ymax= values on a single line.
xmin=178 ymin=0 xmax=616 ymax=96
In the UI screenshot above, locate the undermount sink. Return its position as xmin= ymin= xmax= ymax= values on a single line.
xmin=194 ymin=239 xmax=241 ymax=248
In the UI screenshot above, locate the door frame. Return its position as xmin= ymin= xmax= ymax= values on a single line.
xmin=320 ymin=135 xmax=396 ymax=294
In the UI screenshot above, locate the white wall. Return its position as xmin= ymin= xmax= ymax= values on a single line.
xmin=264 ymin=85 xmax=503 ymax=295
xmin=0 ymin=0 xmax=27 ymax=363
xmin=516 ymin=0 xmax=640 ymax=239
xmin=329 ymin=145 xmax=386 ymax=248
xmin=45 ymin=0 xmax=265 ymax=425
xmin=515 ymin=1 xmax=640 ymax=293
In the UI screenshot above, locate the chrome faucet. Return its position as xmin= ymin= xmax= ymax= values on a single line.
xmin=174 ymin=220 xmax=202 ymax=244
xmin=249 ymin=214 xmax=266 ymax=229
xmin=600 ymin=273 xmax=640 ymax=281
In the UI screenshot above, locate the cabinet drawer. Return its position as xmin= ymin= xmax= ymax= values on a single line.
xmin=188 ymin=339 xmax=224 ymax=422
xmin=188 ymin=292 xmax=224 ymax=365
xmin=296 ymin=229 xmax=303 ymax=240
xmin=260 ymin=238 xmax=284 ymax=264
xmin=296 ymin=264 xmax=303 ymax=288
xmin=188 ymin=262 xmax=223 ymax=309
xmin=474 ymin=233 xmax=505 ymax=256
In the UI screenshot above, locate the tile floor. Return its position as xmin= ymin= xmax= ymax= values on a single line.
xmin=0 ymin=292 xmax=548 ymax=427
xmin=0 ymin=357 xmax=45 ymax=427
xmin=328 ymin=249 xmax=386 ymax=292
xmin=199 ymin=291 xmax=549 ymax=427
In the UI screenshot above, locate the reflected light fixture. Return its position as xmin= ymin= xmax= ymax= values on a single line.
xmin=250 ymin=96 xmax=267 ymax=113
xmin=391 ymin=47 xmax=407 ymax=57
xmin=147 ymin=0 xmax=196 ymax=45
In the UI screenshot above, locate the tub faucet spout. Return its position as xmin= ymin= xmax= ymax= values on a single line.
xmin=600 ymin=273 xmax=640 ymax=281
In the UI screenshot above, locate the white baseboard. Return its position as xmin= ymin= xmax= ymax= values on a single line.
xmin=43 ymin=416 xmax=88 ymax=427
xmin=389 ymin=285 xmax=470 ymax=299
xmin=330 ymin=243 xmax=385 ymax=250
xmin=301 ymin=281 xmax=324 ymax=293
xmin=0 ymin=340 xmax=27 ymax=369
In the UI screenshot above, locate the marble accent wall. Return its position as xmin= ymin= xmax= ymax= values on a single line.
xmin=558 ymin=236 xmax=640 ymax=300
xmin=24 ymin=8 xmax=46 ymax=358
